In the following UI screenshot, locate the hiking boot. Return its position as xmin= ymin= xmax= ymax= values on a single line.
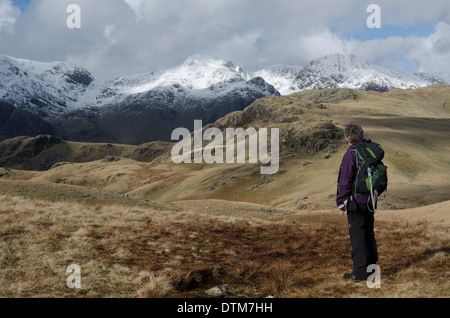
xmin=343 ymin=273 xmax=366 ymax=281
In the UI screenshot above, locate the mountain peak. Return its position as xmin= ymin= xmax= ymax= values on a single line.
xmin=181 ymin=54 xmax=250 ymax=80
xmin=290 ymin=53 xmax=446 ymax=92
xmin=307 ymin=54 xmax=368 ymax=72
xmin=253 ymin=64 xmax=304 ymax=95
xmin=182 ymin=54 xmax=225 ymax=67
xmin=0 ymin=54 xmax=94 ymax=116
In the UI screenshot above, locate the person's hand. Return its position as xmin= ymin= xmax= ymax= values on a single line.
xmin=338 ymin=204 xmax=346 ymax=215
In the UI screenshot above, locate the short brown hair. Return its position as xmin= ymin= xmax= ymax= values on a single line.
xmin=345 ymin=124 xmax=364 ymax=144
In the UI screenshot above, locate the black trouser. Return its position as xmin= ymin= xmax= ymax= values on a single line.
xmin=347 ymin=198 xmax=378 ymax=280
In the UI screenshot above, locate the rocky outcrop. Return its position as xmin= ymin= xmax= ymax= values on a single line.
xmin=0 ymin=135 xmax=69 ymax=170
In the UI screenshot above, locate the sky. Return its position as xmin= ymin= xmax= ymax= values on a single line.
xmin=1 ymin=0 xmax=449 ymax=80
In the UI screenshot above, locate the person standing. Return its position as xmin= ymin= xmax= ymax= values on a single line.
xmin=337 ymin=123 xmax=379 ymax=281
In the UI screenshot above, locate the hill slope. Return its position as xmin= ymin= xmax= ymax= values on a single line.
xmin=0 ymin=191 xmax=447 ymax=298
xmin=0 ymin=86 xmax=449 ymax=298
xmin=1 ymin=85 xmax=449 ymax=211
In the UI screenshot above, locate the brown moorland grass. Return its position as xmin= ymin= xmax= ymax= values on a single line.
xmin=0 ymin=194 xmax=448 ymax=298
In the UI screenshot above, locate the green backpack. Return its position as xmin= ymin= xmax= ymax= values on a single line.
xmin=352 ymin=142 xmax=388 ymax=210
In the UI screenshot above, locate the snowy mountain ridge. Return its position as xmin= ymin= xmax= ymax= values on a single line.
xmin=290 ymin=54 xmax=448 ymax=93
xmin=1 ymin=53 xmax=449 ymax=144
xmin=253 ymin=64 xmax=304 ymax=96
xmin=95 ymin=54 xmax=259 ymax=107
xmin=0 ymin=54 xmax=95 ymax=117
xmin=1 ymin=53 xmax=449 ymax=118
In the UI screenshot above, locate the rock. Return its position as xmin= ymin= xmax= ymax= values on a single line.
xmin=206 ymin=285 xmax=232 ymax=297
xmin=50 ymin=162 xmax=71 ymax=169
xmin=297 ymin=203 xmax=311 ymax=211
xmin=103 ymin=155 xmax=121 ymax=162
xmin=380 ymin=202 xmax=398 ymax=210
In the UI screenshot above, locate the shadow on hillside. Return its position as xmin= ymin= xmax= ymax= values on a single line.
xmin=383 ymin=246 xmax=449 ymax=276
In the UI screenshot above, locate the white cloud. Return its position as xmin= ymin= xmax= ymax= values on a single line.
xmin=408 ymin=22 xmax=450 ymax=73
xmin=0 ymin=0 xmax=449 ymax=79
xmin=289 ymin=21 xmax=450 ymax=74
xmin=293 ymin=30 xmax=348 ymax=62
xmin=0 ymin=0 xmax=20 ymax=32
xmin=123 ymin=0 xmax=147 ymax=21
xmin=104 ymin=25 xmax=117 ymax=44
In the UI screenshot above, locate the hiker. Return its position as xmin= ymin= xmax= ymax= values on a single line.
xmin=336 ymin=124 xmax=380 ymax=281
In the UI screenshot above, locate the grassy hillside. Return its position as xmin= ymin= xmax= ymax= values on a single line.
xmin=2 ymin=85 xmax=449 ymax=210
xmin=0 ymin=135 xmax=173 ymax=171
xmin=0 ymin=85 xmax=449 ymax=298
xmin=0 ymin=194 xmax=447 ymax=298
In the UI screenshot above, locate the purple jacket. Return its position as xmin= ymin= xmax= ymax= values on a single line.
xmin=336 ymin=139 xmax=372 ymax=209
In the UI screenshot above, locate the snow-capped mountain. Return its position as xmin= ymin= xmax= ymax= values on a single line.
xmin=1 ymin=52 xmax=449 ymax=144
xmin=0 ymin=53 xmax=276 ymax=114
xmin=79 ymin=54 xmax=280 ymax=144
xmin=290 ymin=54 xmax=447 ymax=92
xmin=95 ymin=54 xmax=271 ymax=108
xmin=0 ymin=54 xmax=281 ymax=144
xmin=253 ymin=54 xmax=448 ymax=94
xmin=2 ymin=53 xmax=447 ymax=116
xmin=0 ymin=55 xmax=94 ymax=118
xmin=253 ymin=65 xmax=304 ymax=95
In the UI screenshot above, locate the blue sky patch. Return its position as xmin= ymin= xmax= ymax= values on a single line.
xmin=12 ymin=0 xmax=32 ymax=12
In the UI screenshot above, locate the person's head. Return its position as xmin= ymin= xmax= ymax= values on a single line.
xmin=344 ymin=124 xmax=364 ymax=144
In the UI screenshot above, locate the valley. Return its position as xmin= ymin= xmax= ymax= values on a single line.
xmin=0 ymin=80 xmax=449 ymax=298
